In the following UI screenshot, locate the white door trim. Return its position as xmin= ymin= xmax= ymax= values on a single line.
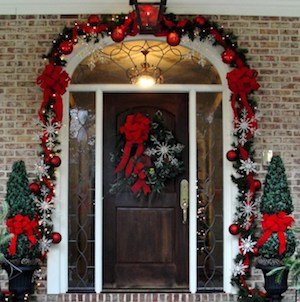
xmin=47 ymin=36 xmax=235 ymax=294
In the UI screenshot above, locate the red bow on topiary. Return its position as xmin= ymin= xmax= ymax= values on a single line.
xmin=6 ymin=214 xmax=39 ymax=256
xmin=256 ymin=211 xmax=294 ymax=255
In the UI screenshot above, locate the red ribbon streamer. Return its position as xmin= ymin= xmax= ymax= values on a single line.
xmin=115 ymin=113 xmax=150 ymax=174
xmin=227 ymin=67 xmax=260 ymax=141
xmin=6 ymin=214 xmax=39 ymax=256
xmin=256 ymin=211 xmax=294 ymax=255
xmin=36 ymin=62 xmax=70 ymax=123
xmin=131 ymin=162 xmax=151 ymax=195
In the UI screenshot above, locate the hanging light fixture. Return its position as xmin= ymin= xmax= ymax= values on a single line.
xmin=130 ymin=0 xmax=167 ymax=34
xmin=127 ymin=49 xmax=163 ymax=87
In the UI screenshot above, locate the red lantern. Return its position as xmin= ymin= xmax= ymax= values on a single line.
xmin=52 ymin=232 xmax=62 ymax=244
xmin=254 ymin=179 xmax=262 ymax=191
xmin=88 ymin=14 xmax=100 ymax=25
xmin=50 ymin=155 xmax=61 ymax=168
xmin=29 ymin=183 xmax=40 ymax=195
xmin=229 ymin=223 xmax=240 ymax=235
xmin=59 ymin=40 xmax=73 ymax=55
xmin=167 ymin=31 xmax=181 ymax=46
xmin=111 ymin=27 xmax=125 ymax=43
xmin=221 ymin=49 xmax=236 ymax=64
xmin=226 ymin=150 xmax=237 ymax=161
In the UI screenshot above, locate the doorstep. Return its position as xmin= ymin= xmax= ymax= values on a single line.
xmin=41 ymin=293 xmax=238 ymax=302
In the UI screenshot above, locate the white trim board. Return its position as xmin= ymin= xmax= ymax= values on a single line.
xmin=0 ymin=0 xmax=299 ymax=17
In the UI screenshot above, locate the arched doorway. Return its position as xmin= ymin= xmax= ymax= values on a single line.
xmin=47 ymin=36 xmax=235 ymax=294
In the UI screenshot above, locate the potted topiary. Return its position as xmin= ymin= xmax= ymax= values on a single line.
xmin=0 ymin=160 xmax=41 ymax=302
xmin=256 ymin=155 xmax=296 ymax=302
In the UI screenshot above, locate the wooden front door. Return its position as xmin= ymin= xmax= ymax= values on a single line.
xmin=103 ymin=93 xmax=189 ymax=290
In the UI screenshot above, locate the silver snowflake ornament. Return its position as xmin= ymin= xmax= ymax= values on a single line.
xmin=232 ymin=260 xmax=248 ymax=277
xmin=34 ymin=159 xmax=50 ymax=180
xmin=239 ymin=235 xmax=256 ymax=255
xmin=239 ymin=158 xmax=257 ymax=175
xmin=39 ymin=236 xmax=53 ymax=255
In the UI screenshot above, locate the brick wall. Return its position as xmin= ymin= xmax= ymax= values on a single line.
xmin=0 ymin=14 xmax=299 ymax=302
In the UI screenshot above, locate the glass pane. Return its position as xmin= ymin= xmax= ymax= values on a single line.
xmin=71 ymin=40 xmax=221 ymax=85
xmin=196 ymin=92 xmax=223 ymax=291
xmin=68 ymin=92 xmax=96 ymax=291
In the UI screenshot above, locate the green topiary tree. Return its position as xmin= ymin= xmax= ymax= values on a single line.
xmin=0 ymin=160 xmax=40 ymax=264
xmin=257 ymin=156 xmax=296 ymax=261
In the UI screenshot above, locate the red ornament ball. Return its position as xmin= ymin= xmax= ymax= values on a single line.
xmin=59 ymin=40 xmax=73 ymax=55
xmin=50 ymin=156 xmax=61 ymax=168
xmin=52 ymin=232 xmax=62 ymax=244
xmin=254 ymin=179 xmax=262 ymax=191
xmin=167 ymin=32 xmax=181 ymax=47
xmin=226 ymin=150 xmax=237 ymax=161
xmin=111 ymin=27 xmax=125 ymax=43
xmin=221 ymin=49 xmax=236 ymax=64
xmin=229 ymin=223 xmax=240 ymax=235
xmin=29 ymin=183 xmax=40 ymax=195
xmin=195 ymin=16 xmax=206 ymax=26
xmin=88 ymin=14 xmax=100 ymax=25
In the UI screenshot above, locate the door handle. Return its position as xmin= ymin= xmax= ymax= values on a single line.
xmin=180 ymin=179 xmax=189 ymax=224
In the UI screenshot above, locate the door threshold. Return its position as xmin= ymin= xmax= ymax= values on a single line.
xmin=101 ymin=289 xmax=190 ymax=293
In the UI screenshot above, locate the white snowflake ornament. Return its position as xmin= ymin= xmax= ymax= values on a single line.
xmin=232 ymin=260 xmax=248 ymax=277
xmin=239 ymin=235 xmax=256 ymax=255
xmin=239 ymin=158 xmax=257 ymax=175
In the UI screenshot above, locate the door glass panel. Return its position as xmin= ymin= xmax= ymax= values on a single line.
xmin=196 ymin=92 xmax=223 ymax=291
xmin=68 ymin=92 xmax=96 ymax=291
xmin=71 ymin=40 xmax=221 ymax=85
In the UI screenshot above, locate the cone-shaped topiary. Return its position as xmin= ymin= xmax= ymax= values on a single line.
xmin=257 ymin=156 xmax=296 ymax=260
xmin=0 ymin=160 xmax=40 ymax=264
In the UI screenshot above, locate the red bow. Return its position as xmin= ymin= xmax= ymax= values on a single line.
xmin=256 ymin=211 xmax=294 ymax=255
xmin=227 ymin=67 xmax=260 ymax=141
xmin=36 ymin=62 xmax=70 ymax=123
xmin=6 ymin=214 xmax=39 ymax=256
xmin=131 ymin=162 xmax=151 ymax=195
xmin=115 ymin=113 xmax=150 ymax=174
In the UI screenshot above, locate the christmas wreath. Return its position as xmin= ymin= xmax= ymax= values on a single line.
xmin=109 ymin=111 xmax=184 ymax=200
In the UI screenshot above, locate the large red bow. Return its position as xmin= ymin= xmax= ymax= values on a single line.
xmin=227 ymin=67 xmax=260 ymax=141
xmin=115 ymin=113 xmax=150 ymax=174
xmin=256 ymin=211 xmax=294 ymax=255
xmin=6 ymin=214 xmax=39 ymax=256
xmin=37 ymin=62 xmax=70 ymax=123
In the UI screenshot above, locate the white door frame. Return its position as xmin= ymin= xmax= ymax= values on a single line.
xmin=47 ymin=36 xmax=236 ymax=294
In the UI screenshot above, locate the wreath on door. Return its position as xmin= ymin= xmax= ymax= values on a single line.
xmin=109 ymin=111 xmax=184 ymax=200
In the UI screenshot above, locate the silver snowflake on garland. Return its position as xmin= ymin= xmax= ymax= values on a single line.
xmin=232 ymin=260 xmax=248 ymax=277
xmin=35 ymin=115 xmax=61 ymax=150
xmin=233 ymin=107 xmax=257 ymax=146
xmin=239 ymin=158 xmax=257 ymax=175
xmin=34 ymin=196 xmax=55 ymax=214
xmin=144 ymin=132 xmax=184 ymax=168
xmin=39 ymin=235 xmax=53 ymax=255
xmin=239 ymin=192 xmax=257 ymax=230
xmin=239 ymin=192 xmax=257 ymax=219
xmin=34 ymin=159 xmax=50 ymax=180
xmin=239 ymin=235 xmax=256 ymax=255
